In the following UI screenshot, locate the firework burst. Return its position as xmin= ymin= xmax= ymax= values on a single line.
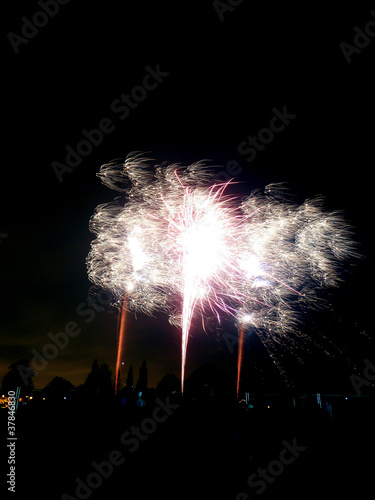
xmin=87 ymin=153 xmax=358 ymax=393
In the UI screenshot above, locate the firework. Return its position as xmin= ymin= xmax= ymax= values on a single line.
xmin=114 ymin=295 xmax=127 ymax=395
xmin=236 ymin=314 xmax=253 ymax=398
xmin=236 ymin=324 xmax=245 ymax=399
xmin=87 ymin=153 xmax=358 ymax=393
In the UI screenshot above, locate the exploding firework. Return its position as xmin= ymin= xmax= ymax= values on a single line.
xmin=87 ymin=153 xmax=358 ymax=393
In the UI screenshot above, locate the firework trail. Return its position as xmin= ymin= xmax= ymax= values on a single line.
xmin=115 ymin=295 xmax=127 ymax=395
xmin=236 ymin=314 xmax=254 ymax=398
xmin=87 ymin=153 xmax=358 ymax=393
xmin=236 ymin=323 xmax=245 ymax=398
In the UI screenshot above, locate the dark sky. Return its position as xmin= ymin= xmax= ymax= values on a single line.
xmin=1 ymin=1 xmax=373 ymax=390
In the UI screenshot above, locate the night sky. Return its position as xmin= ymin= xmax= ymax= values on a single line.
xmin=1 ymin=1 xmax=374 ymax=391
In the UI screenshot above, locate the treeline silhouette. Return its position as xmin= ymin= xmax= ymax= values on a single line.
xmin=1 ymin=357 xmax=181 ymax=406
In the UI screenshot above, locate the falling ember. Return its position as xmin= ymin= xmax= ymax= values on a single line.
xmin=115 ymin=296 xmax=127 ymax=395
xmin=87 ymin=153 xmax=358 ymax=395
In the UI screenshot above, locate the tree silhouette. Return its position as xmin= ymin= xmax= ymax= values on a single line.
xmin=1 ymin=359 xmax=34 ymax=398
xmin=157 ymin=373 xmax=180 ymax=394
xmin=135 ymin=360 xmax=148 ymax=393
xmin=41 ymin=376 xmax=75 ymax=401
xmin=126 ymin=365 xmax=134 ymax=390
xmin=184 ymin=363 xmax=218 ymax=394
xmin=83 ymin=359 xmax=113 ymax=399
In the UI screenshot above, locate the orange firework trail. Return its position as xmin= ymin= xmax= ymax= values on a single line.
xmin=115 ymin=296 xmax=127 ymax=395
xmin=236 ymin=323 xmax=245 ymax=399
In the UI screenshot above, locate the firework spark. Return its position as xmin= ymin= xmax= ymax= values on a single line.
xmin=87 ymin=153 xmax=358 ymax=393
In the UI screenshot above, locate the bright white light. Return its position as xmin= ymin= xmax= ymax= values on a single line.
xmin=240 ymin=314 xmax=253 ymax=324
xmin=240 ymin=254 xmax=263 ymax=279
xmin=128 ymin=236 xmax=147 ymax=272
